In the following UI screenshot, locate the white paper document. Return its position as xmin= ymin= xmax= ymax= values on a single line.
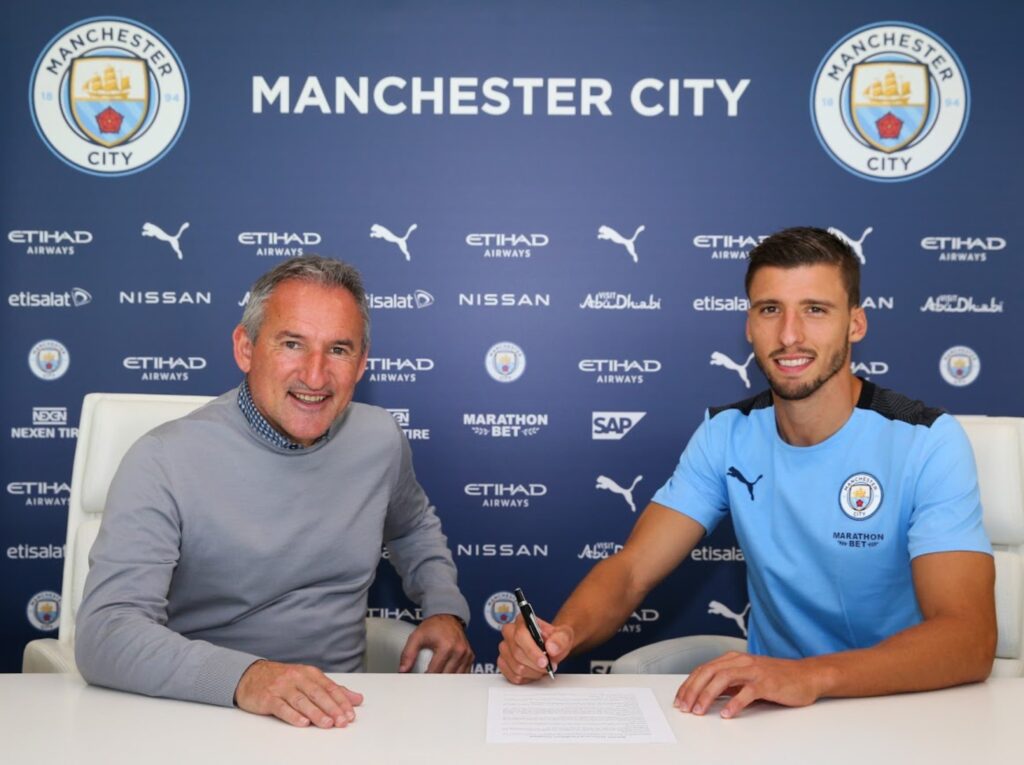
xmin=486 ymin=686 xmax=676 ymax=744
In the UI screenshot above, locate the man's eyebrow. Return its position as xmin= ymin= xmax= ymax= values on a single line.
xmin=749 ymin=297 xmax=839 ymax=308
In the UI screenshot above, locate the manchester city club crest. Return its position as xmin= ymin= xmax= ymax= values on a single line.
xmin=27 ymin=591 xmax=61 ymax=632
xmin=30 ymin=17 xmax=188 ymax=176
xmin=940 ymin=345 xmax=981 ymax=386
xmin=839 ymin=473 xmax=883 ymax=520
xmin=811 ymin=22 xmax=969 ymax=182
xmin=485 ymin=342 xmax=526 ymax=383
xmin=484 ymin=591 xmax=520 ymax=631
xmin=28 ymin=339 xmax=70 ymax=381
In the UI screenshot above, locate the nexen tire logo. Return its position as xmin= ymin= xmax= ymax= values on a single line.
xmin=592 ymin=412 xmax=646 ymax=440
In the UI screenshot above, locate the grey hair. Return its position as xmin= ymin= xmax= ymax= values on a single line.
xmin=240 ymin=255 xmax=371 ymax=350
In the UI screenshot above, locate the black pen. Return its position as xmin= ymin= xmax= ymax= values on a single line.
xmin=514 ymin=587 xmax=555 ymax=679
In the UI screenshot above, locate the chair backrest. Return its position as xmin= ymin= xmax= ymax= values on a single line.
xmin=59 ymin=393 xmax=213 ymax=647
xmin=956 ymin=415 xmax=1024 ymax=676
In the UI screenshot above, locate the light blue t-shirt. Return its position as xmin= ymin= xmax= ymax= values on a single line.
xmin=653 ymin=381 xmax=991 ymax=659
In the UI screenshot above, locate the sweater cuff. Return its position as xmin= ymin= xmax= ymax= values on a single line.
xmin=420 ymin=590 xmax=472 ymax=628
xmin=194 ymin=647 xmax=264 ymax=707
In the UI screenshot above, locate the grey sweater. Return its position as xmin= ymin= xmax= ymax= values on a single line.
xmin=75 ymin=389 xmax=469 ymax=706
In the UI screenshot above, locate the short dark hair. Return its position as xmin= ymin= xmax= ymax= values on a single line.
xmin=240 ymin=255 xmax=370 ymax=350
xmin=744 ymin=227 xmax=860 ymax=307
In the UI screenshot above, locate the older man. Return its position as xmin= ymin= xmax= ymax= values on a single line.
xmin=77 ymin=256 xmax=472 ymax=728
xmin=498 ymin=227 xmax=995 ymax=717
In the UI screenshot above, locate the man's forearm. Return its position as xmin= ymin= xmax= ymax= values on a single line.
xmin=804 ymin=612 xmax=996 ymax=699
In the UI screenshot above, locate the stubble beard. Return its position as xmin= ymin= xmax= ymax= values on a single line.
xmin=755 ymin=338 xmax=850 ymax=402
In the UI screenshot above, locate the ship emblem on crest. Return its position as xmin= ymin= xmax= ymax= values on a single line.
xmin=70 ymin=57 xmax=150 ymax=148
xmin=850 ymin=63 xmax=929 ymax=153
xmin=839 ymin=473 xmax=883 ymax=520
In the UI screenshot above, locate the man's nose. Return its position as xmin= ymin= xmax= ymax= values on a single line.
xmin=302 ymin=352 xmax=328 ymax=389
xmin=779 ymin=310 xmax=804 ymax=348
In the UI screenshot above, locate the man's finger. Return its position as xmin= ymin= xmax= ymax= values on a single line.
xmin=272 ymin=697 xmax=310 ymax=727
xmin=304 ymin=682 xmax=351 ymax=727
xmin=721 ymin=686 xmax=758 ymax=719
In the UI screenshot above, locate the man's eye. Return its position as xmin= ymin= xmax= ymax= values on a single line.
xmin=283 ymin=340 xmax=301 ymax=350
xmin=331 ymin=346 xmax=349 ymax=356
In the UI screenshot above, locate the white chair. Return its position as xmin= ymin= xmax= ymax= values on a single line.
xmin=23 ymin=392 xmax=430 ymax=675
xmin=611 ymin=415 xmax=1024 ymax=677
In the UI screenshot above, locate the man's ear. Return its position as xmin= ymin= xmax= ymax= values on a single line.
xmin=850 ymin=306 xmax=867 ymax=344
xmin=232 ymin=325 xmax=254 ymax=373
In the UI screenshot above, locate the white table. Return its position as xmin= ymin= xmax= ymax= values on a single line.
xmin=2 ymin=672 xmax=1021 ymax=764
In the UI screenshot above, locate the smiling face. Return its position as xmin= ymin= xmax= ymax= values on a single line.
xmin=232 ymin=279 xmax=367 ymax=446
xmin=746 ymin=264 xmax=865 ymax=402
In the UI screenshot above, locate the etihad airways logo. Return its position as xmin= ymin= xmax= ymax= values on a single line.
xmin=618 ymin=608 xmax=661 ymax=634
xmin=6 ymin=481 xmax=70 ymax=507
xmin=238 ymin=231 xmax=322 ymax=257
xmin=920 ymin=295 xmax=1003 ymax=314
xmin=366 ymin=357 xmax=434 ymax=383
xmin=465 ymin=233 xmax=549 ymax=259
xmin=579 ymin=292 xmax=661 ymax=310
xmin=578 ymin=358 xmax=661 ymax=384
xmin=122 ymin=356 xmax=207 ymax=382
xmin=368 ymin=290 xmax=434 ymax=310
xmin=851 ymin=361 xmax=889 ymax=378
xmin=464 ymin=413 xmax=549 ymax=438
xmin=9 ymin=288 xmax=92 ymax=308
xmin=464 ymin=483 xmax=547 ymax=508
xmin=693 ymin=233 xmax=766 ymax=261
xmin=921 ymin=236 xmax=1006 ymax=263
xmin=8 ymin=229 xmax=93 ymax=255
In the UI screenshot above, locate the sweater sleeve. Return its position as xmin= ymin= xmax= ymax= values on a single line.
xmin=75 ymin=434 xmax=260 ymax=707
xmin=381 ymin=426 xmax=471 ymax=625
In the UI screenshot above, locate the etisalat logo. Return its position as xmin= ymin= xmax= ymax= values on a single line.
xmin=367 ymin=290 xmax=434 ymax=310
xmin=463 ymin=412 xmax=548 ymax=438
xmin=9 ymin=287 xmax=92 ymax=308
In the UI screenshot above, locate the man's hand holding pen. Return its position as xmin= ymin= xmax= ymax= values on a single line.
xmin=497 ymin=614 xmax=575 ymax=684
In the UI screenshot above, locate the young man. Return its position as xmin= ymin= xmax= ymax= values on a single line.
xmin=498 ymin=227 xmax=995 ymax=717
xmin=77 ymin=256 xmax=472 ymax=728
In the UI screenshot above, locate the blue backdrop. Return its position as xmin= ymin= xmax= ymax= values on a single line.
xmin=3 ymin=1 xmax=1021 ymax=673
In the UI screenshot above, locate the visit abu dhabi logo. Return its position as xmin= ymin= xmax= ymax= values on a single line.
xmin=811 ymin=22 xmax=968 ymax=182
xmin=30 ymin=17 xmax=189 ymax=177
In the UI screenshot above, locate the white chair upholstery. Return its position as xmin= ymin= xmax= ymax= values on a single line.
xmin=23 ymin=392 xmax=431 ymax=675
xmin=611 ymin=415 xmax=1024 ymax=677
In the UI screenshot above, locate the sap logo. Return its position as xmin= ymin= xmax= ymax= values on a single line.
xmin=238 ymin=232 xmax=322 ymax=246
xmin=590 ymin=660 xmax=614 ymax=674
xmin=123 ymin=356 xmax=207 ymax=370
xmin=9 ymin=230 xmax=93 ymax=244
xmin=455 ymin=544 xmax=549 ymax=557
xmin=6 ymin=482 xmax=70 ymax=496
xmin=851 ymin=361 xmax=889 ymax=377
xmin=920 ymin=236 xmax=1006 ymax=251
xmin=32 ymin=407 xmax=67 ymax=426
xmin=119 ymin=291 xmax=212 ymax=305
xmin=464 ymin=484 xmax=547 ymax=497
xmin=366 ymin=607 xmax=423 ymax=623
xmin=591 ymin=412 xmax=646 ymax=440
xmin=577 ymin=542 xmax=623 ymax=560
xmin=8 ymin=288 xmax=92 ymax=308
xmin=457 ymin=293 xmax=551 ymax=308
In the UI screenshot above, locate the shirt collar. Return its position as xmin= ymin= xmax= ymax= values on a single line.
xmin=237 ymin=378 xmax=325 ymax=450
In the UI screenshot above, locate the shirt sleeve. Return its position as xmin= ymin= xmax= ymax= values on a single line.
xmin=908 ymin=414 xmax=993 ymax=559
xmin=75 ymin=434 xmax=260 ymax=707
xmin=381 ymin=423 xmax=471 ymax=625
xmin=652 ymin=411 xmax=730 ymax=534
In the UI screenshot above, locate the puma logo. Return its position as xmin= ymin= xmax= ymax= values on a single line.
xmin=141 ymin=221 xmax=189 ymax=260
xmin=595 ymin=474 xmax=643 ymax=513
xmin=597 ymin=224 xmax=644 ymax=263
xmin=370 ymin=223 xmax=417 ymax=261
xmin=708 ymin=600 xmax=751 ymax=637
xmin=827 ymin=226 xmax=872 ymax=265
xmin=727 ymin=467 xmax=762 ymax=501
xmin=710 ymin=351 xmax=755 ymax=389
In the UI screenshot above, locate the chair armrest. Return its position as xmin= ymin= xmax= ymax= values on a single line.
xmin=610 ymin=635 xmax=748 ymax=674
xmin=23 ymin=639 xmax=79 ymax=674
xmin=363 ymin=617 xmax=433 ymax=673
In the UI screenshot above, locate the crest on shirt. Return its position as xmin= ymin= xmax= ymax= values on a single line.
xmin=839 ymin=473 xmax=883 ymax=520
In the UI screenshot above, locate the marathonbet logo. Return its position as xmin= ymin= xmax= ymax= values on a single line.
xmin=591 ymin=412 xmax=645 ymax=440
xmin=463 ymin=412 xmax=548 ymax=438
